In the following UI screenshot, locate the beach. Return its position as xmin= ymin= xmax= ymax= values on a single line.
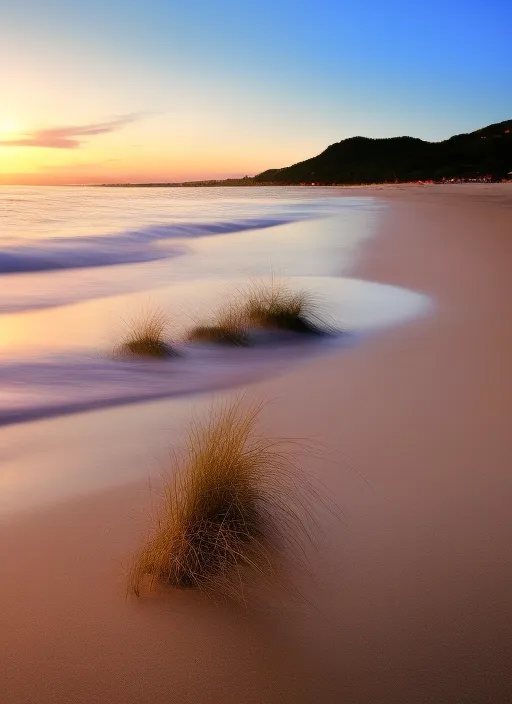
xmin=1 ymin=184 xmax=511 ymax=703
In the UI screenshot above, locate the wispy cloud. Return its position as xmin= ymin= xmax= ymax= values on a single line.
xmin=0 ymin=115 xmax=141 ymax=149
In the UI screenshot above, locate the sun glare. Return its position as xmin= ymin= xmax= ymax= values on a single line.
xmin=0 ymin=119 xmax=20 ymax=135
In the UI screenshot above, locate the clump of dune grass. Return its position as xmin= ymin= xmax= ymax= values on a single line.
xmin=187 ymin=303 xmax=250 ymax=346
xmin=128 ymin=400 xmax=313 ymax=599
xmin=243 ymin=279 xmax=325 ymax=334
xmin=116 ymin=309 xmax=177 ymax=359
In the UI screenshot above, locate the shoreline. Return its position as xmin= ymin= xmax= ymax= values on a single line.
xmin=1 ymin=184 xmax=511 ymax=703
xmin=8 ymin=180 xmax=512 ymax=188
xmin=94 ymin=181 xmax=509 ymax=187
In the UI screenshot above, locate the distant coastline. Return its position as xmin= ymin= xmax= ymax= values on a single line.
xmin=96 ymin=178 xmax=276 ymax=188
xmin=96 ymin=177 xmax=510 ymax=188
xmin=97 ymin=117 xmax=512 ymax=188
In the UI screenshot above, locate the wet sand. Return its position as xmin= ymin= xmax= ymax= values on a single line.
xmin=1 ymin=184 xmax=511 ymax=703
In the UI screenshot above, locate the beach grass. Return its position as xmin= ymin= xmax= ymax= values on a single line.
xmin=116 ymin=308 xmax=177 ymax=359
xmin=187 ymin=303 xmax=250 ymax=346
xmin=243 ymin=278 xmax=324 ymax=334
xmin=128 ymin=400 xmax=311 ymax=599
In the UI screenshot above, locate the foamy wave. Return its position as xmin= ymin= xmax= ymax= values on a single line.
xmin=0 ymin=340 xmax=328 ymax=427
xmin=0 ymin=215 xmax=310 ymax=274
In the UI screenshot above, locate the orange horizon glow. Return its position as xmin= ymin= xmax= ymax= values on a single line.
xmin=0 ymin=106 xmax=322 ymax=186
xmin=0 ymin=168 xmax=254 ymax=186
xmin=0 ymin=122 xmax=270 ymax=185
xmin=0 ymin=107 xmax=306 ymax=185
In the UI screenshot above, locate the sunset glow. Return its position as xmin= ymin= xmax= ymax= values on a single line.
xmin=0 ymin=119 xmax=20 ymax=134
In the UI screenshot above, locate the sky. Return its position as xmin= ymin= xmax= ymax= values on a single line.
xmin=0 ymin=0 xmax=510 ymax=185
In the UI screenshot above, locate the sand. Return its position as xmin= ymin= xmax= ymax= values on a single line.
xmin=1 ymin=184 xmax=511 ymax=703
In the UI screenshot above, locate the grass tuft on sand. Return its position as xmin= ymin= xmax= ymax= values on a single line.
xmin=128 ymin=400 xmax=312 ymax=599
xmin=187 ymin=303 xmax=250 ymax=346
xmin=116 ymin=309 xmax=177 ymax=359
xmin=243 ymin=279 xmax=325 ymax=334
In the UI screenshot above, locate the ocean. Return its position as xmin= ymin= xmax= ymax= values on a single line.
xmin=0 ymin=186 xmax=426 ymax=428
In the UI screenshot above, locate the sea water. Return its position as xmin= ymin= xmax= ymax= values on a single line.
xmin=0 ymin=186 xmax=427 ymax=427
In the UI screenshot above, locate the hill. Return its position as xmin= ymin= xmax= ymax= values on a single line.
xmin=254 ymin=120 xmax=512 ymax=184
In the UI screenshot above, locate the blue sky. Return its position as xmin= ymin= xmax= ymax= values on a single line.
xmin=0 ymin=0 xmax=510 ymax=183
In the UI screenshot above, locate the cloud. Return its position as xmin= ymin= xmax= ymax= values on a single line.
xmin=0 ymin=114 xmax=141 ymax=149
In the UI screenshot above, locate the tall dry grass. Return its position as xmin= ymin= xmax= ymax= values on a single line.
xmin=128 ymin=400 xmax=314 ymax=599
xmin=116 ymin=308 xmax=177 ymax=359
xmin=187 ymin=279 xmax=327 ymax=347
xmin=187 ymin=301 xmax=250 ymax=346
xmin=243 ymin=278 xmax=325 ymax=334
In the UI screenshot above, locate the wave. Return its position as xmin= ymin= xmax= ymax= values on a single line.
xmin=0 ymin=213 xmax=324 ymax=275
xmin=0 ymin=340 xmax=330 ymax=427
xmin=0 ymin=272 xmax=430 ymax=428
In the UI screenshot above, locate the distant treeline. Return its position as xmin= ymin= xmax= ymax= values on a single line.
xmin=99 ymin=178 xmax=276 ymax=188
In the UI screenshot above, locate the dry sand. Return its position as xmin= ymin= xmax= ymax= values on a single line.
xmin=1 ymin=184 xmax=511 ymax=703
